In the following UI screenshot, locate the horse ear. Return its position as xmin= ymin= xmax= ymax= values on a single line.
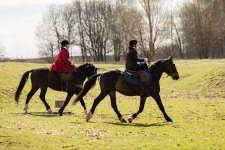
xmin=169 ymin=56 xmax=173 ymax=61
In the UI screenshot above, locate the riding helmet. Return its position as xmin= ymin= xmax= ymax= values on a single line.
xmin=61 ymin=40 xmax=70 ymax=46
xmin=129 ymin=40 xmax=137 ymax=47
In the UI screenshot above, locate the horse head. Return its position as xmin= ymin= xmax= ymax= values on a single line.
xmin=77 ymin=63 xmax=98 ymax=79
xmin=163 ymin=56 xmax=179 ymax=80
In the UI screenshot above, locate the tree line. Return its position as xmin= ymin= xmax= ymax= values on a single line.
xmin=179 ymin=0 xmax=225 ymax=59
xmin=0 ymin=39 xmax=4 ymax=60
xmin=36 ymin=0 xmax=225 ymax=62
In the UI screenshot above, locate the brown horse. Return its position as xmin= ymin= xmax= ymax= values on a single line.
xmin=15 ymin=63 xmax=98 ymax=115
xmin=74 ymin=57 xmax=179 ymax=123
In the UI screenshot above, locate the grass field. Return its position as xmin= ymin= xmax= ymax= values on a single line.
xmin=0 ymin=60 xmax=225 ymax=149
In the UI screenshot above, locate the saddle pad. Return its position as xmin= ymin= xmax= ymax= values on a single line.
xmin=123 ymin=70 xmax=152 ymax=86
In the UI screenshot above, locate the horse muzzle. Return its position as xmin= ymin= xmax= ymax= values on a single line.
xmin=172 ymin=73 xmax=179 ymax=80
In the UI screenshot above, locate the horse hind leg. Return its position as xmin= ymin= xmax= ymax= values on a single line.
xmin=79 ymin=98 xmax=88 ymax=115
xmin=109 ymin=91 xmax=126 ymax=123
xmin=24 ymin=86 xmax=39 ymax=114
xmin=39 ymin=87 xmax=52 ymax=114
xmin=128 ymin=96 xmax=147 ymax=123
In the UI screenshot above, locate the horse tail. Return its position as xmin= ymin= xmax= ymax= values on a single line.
xmin=15 ymin=70 xmax=33 ymax=103
xmin=75 ymin=74 xmax=102 ymax=102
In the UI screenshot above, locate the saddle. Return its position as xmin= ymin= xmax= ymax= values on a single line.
xmin=50 ymin=71 xmax=72 ymax=92
xmin=60 ymin=73 xmax=82 ymax=92
xmin=123 ymin=69 xmax=152 ymax=86
xmin=60 ymin=73 xmax=73 ymax=82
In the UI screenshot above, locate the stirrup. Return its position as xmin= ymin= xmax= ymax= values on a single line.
xmin=74 ymin=85 xmax=83 ymax=89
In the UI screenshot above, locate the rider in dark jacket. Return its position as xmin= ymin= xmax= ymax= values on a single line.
xmin=125 ymin=40 xmax=149 ymax=96
xmin=126 ymin=40 xmax=148 ymax=71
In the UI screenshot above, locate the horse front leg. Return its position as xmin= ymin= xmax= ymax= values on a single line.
xmin=58 ymin=92 xmax=73 ymax=116
xmin=86 ymin=92 xmax=107 ymax=122
xmin=152 ymin=93 xmax=172 ymax=122
xmin=73 ymin=97 xmax=87 ymax=115
xmin=128 ymin=96 xmax=147 ymax=123
xmin=109 ymin=91 xmax=126 ymax=123
xmin=79 ymin=98 xmax=88 ymax=115
xmin=73 ymin=87 xmax=87 ymax=115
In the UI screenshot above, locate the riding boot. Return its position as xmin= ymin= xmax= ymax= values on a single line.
xmin=139 ymin=82 xmax=148 ymax=96
xmin=61 ymin=81 xmax=67 ymax=92
xmin=61 ymin=73 xmax=73 ymax=92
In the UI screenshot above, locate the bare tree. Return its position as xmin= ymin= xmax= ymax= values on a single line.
xmin=139 ymin=0 xmax=170 ymax=61
xmin=110 ymin=0 xmax=145 ymax=60
xmin=182 ymin=0 xmax=211 ymax=58
xmin=36 ymin=3 xmax=80 ymax=62
xmin=61 ymin=3 xmax=78 ymax=60
xmin=173 ymin=21 xmax=184 ymax=59
xmin=73 ymin=0 xmax=89 ymax=62
xmin=210 ymin=0 xmax=225 ymax=58
xmin=74 ymin=0 xmax=113 ymax=61
xmin=180 ymin=0 xmax=225 ymax=59
xmin=0 ymin=40 xmax=4 ymax=60
xmin=35 ymin=5 xmax=63 ymax=62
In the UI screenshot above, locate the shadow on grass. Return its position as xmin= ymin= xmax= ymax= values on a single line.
xmin=105 ymin=122 xmax=172 ymax=127
xmin=70 ymin=121 xmax=86 ymax=125
xmin=0 ymin=135 xmax=11 ymax=138
xmin=10 ymin=112 xmax=75 ymax=117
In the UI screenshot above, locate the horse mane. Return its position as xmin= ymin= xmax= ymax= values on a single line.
xmin=149 ymin=60 xmax=163 ymax=70
xmin=77 ymin=63 xmax=92 ymax=70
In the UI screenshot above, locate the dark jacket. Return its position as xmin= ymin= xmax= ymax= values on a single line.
xmin=125 ymin=47 xmax=146 ymax=71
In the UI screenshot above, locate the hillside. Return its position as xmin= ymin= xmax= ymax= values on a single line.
xmin=160 ymin=59 xmax=225 ymax=100
xmin=0 ymin=60 xmax=225 ymax=104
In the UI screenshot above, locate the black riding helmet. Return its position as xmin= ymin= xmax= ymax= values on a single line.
xmin=61 ymin=40 xmax=70 ymax=47
xmin=129 ymin=40 xmax=137 ymax=47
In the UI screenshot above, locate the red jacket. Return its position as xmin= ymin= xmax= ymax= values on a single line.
xmin=50 ymin=48 xmax=76 ymax=73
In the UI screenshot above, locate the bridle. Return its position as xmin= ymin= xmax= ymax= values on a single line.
xmin=149 ymin=61 xmax=176 ymax=78
xmin=166 ymin=63 xmax=174 ymax=77
xmin=77 ymin=65 xmax=96 ymax=79
xmin=165 ymin=63 xmax=179 ymax=79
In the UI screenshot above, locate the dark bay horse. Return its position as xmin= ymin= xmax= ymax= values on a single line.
xmin=15 ymin=63 xmax=98 ymax=115
xmin=74 ymin=57 xmax=179 ymax=123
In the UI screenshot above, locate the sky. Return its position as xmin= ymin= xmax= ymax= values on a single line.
xmin=0 ymin=0 xmax=73 ymax=58
xmin=0 ymin=0 xmax=185 ymax=59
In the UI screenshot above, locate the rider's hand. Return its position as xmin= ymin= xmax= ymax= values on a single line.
xmin=137 ymin=62 xmax=145 ymax=65
xmin=144 ymin=58 xmax=148 ymax=62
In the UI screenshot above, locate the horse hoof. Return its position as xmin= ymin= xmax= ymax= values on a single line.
xmin=167 ymin=119 xmax=173 ymax=122
xmin=58 ymin=110 xmax=63 ymax=116
xmin=58 ymin=111 xmax=63 ymax=116
xmin=23 ymin=104 xmax=28 ymax=114
xmin=86 ymin=111 xmax=93 ymax=122
xmin=128 ymin=115 xmax=133 ymax=123
xmin=119 ymin=117 xmax=127 ymax=123
xmin=47 ymin=109 xmax=52 ymax=114
xmin=166 ymin=117 xmax=173 ymax=122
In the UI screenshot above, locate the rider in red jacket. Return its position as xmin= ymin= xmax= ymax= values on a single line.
xmin=50 ymin=40 xmax=76 ymax=73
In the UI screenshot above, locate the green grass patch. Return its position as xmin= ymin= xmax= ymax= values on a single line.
xmin=0 ymin=60 xmax=225 ymax=149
